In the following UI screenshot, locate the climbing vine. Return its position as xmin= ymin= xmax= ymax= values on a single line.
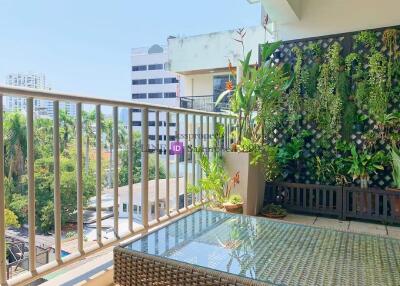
xmin=263 ymin=26 xmax=400 ymax=188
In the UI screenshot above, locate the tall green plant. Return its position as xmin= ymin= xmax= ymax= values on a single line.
xmin=391 ymin=145 xmax=400 ymax=189
xmin=315 ymin=42 xmax=343 ymax=139
xmin=347 ymin=146 xmax=385 ymax=188
xmin=216 ymin=41 xmax=291 ymax=145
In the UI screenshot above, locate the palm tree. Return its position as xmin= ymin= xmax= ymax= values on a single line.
xmin=59 ymin=110 xmax=75 ymax=152
xmin=82 ymin=110 xmax=96 ymax=175
xmin=103 ymin=118 xmax=127 ymax=187
xmin=4 ymin=112 xmax=27 ymax=179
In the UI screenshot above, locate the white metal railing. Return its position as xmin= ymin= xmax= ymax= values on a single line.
xmin=0 ymin=85 xmax=234 ymax=285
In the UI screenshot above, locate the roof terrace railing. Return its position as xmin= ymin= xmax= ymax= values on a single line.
xmin=0 ymin=85 xmax=234 ymax=285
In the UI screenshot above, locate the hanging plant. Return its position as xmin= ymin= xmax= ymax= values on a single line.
xmin=304 ymin=42 xmax=322 ymax=97
xmin=367 ymin=51 xmax=388 ymax=122
xmin=315 ymin=42 xmax=343 ymax=139
xmin=383 ymin=28 xmax=398 ymax=89
xmin=354 ymin=30 xmax=378 ymax=51
xmin=287 ymin=46 xmax=303 ymax=133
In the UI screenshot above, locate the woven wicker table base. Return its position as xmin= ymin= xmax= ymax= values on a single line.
xmin=114 ymin=247 xmax=268 ymax=286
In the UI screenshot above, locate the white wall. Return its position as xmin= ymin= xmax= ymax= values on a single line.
xmin=274 ymin=0 xmax=400 ymax=41
xmin=168 ymin=26 xmax=270 ymax=74
xmin=181 ymin=72 xmax=224 ymax=97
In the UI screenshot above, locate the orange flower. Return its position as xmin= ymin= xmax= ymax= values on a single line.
xmin=228 ymin=59 xmax=237 ymax=75
xmin=225 ymin=80 xmax=233 ymax=91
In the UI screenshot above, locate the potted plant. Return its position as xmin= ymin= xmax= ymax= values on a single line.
xmin=387 ymin=144 xmax=400 ymax=216
xmin=188 ymin=127 xmax=242 ymax=212
xmin=223 ymin=194 xmax=243 ymax=213
xmin=216 ymin=41 xmax=292 ymax=216
xmin=347 ymin=145 xmax=385 ymax=189
xmin=347 ymin=145 xmax=386 ymax=213
xmin=261 ymin=203 xmax=287 ymax=218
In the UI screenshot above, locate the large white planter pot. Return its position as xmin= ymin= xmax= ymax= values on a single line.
xmin=223 ymin=152 xmax=265 ymax=216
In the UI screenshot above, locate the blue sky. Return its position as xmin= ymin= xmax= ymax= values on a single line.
xmin=0 ymin=0 xmax=260 ymax=101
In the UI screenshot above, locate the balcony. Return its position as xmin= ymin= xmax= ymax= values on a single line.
xmin=0 ymin=85 xmax=233 ymax=285
xmin=179 ymin=95 xmax=230 ymax=112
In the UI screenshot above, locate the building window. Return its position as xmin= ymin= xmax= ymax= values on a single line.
xmin=148 ymin=64 xmax=163 ymax=70
xmin=132 ymin=65 xmax=147 ymax=71
xmin=164 ymin=77 xmax=179 ymax=84
xmin=164 ymin=92 xmax=176 ymax=98
xmin=132 ymin=93 xmax=147 ymax=99
xmin=123 ymin=203 xmax=127 ymax=212
xmin=213 ymin=75 xmax=235 ymax=100
xmin=132 ymin=79 xmax=147 ymax=85
xmin=131 ymin=108 xmax=141 ymax=112
xmin=148 ymin=92 xmax=163 ymax=98
xmin=148 ymin=78 xmax=163 ymax=84
xmin=133 ymin=121 xmax=141 ymax=126
xmin=149 ymin=135 xmax=156 ymax=140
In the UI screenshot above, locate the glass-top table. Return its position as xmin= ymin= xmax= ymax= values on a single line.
xmin=115 ymin=209 xmax=400 ymax=286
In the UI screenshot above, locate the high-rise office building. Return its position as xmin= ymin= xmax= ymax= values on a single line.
xmin=5 ymin=72 xmax=75 ymax=116
xmin=130 ymin=44 xmax=183 ymax=152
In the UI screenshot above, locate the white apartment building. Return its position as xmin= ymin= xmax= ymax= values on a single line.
xmin=167 ymin=0 xmax=400 ymax=100
xmin=131 ymin=44 xmax=182 ymax=153
xmin=5 ymin=72 xmax=75 ymax=117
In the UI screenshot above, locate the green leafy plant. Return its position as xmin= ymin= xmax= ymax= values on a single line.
xmin=228 ymin=194 xmax=243 ymax=205
xmin=390 ymin=144 xmax=400 ymax=189
xmin=216 ymin=41 xmax=291 ymax=145
xmin=354 ymin=30 xmax=378 ymax=51
xmin=262 ymin=204 xmax=287 ymax=216
xmin=314 ymin=42 xmax=343 ymax=139
xmin=287 ymin=47 xmax=303 ymax=132
xmin=188 ymin=149 xmax=229 ymax=206
xmin=367 ymin=51 xmax=388 ymax=121
xmin=188 ymin=123 xmax=232 ymax=206
xmin=347 ymin=145 xmax=386 ymax=188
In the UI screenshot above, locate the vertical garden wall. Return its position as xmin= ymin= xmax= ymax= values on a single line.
xmin=263 ymin=25 xmax=400 ymax=189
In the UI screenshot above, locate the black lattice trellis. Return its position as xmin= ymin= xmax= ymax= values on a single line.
xmin=263 ymin=25 xmax=400 ymax=188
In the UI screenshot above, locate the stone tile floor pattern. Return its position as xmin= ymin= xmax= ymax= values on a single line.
xmin=269 ymin=213 xmax=400 ymax=239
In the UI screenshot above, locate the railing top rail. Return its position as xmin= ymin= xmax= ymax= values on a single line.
xmin=0 ymin=85 xmax=234 ymax=118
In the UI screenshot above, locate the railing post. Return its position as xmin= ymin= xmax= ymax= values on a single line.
xmin=53 ymin=101 xmax=61 ymax=262
xmin=27 ymin=98 xmax=36 ymax=273
xmin=141 ymin=108 xmax=149 ymax=227
xmin=199 ymin=115 xmax=203 ymax=202
xmin=0 ymin=95 xmax=7 ymax=285
xmin=191 ymin=115 xmax=196 ymax=205
xmin=76 ymin=103 xmax=84 ymax=253
xmin=128 ymin=109 xmax=133 ymax=231
xmin=166 ymin=112 xmax=170 ymax=214
xmin=113 ymin=106 xmax=119 ymax=238
xmin=95 ymin=105 xmax=102 ymax=246
xmin=184 ymin=114 xmax=188 ymax=208
xmin=340 ymin=186 xmax=346 ymax=220
xmin=155 ymin=111 xmax=160 ymax=220
xmin=175 ymin=113 xmax=180 ymax=211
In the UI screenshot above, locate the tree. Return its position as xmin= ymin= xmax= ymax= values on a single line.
xmin=119 ymin=132 xmax=166 ymax=186
xmin=8 ymin=194 xmax=28 ymax=225
xmin=104 ymin=119 xmax=128 ymax=187
xmin=4 ymin=112 xmax=27 ymax=179
xmin=59 ymin=110 xmax=75 ymax=152
xmin=5 ymin=209 xmax=20 ymax=228
xmin=82 ymin=110 xmax=96 ymax=175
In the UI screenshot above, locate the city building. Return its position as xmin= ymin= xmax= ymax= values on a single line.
xmin=5 ymin=72 xmax=75 ymax=117
xmin=130 ymin=44 xmax=182 ymax=153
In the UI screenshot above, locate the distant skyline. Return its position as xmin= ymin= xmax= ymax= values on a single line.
xmin=0 ymin=0 xmax=260 ymax=101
